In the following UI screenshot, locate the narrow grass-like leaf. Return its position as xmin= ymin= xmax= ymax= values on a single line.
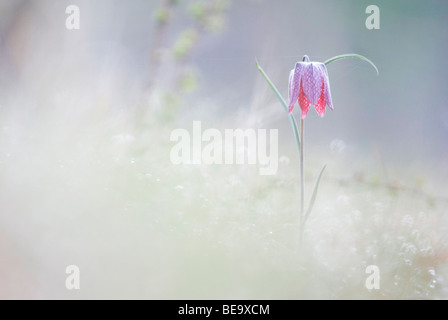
xmin=255 ymin=58 xmax=301 ymax=153
xmin=255 ymin=58 xmax=289 ymax=112
xmin=324 ymin=53 xmax=379 ymax=76
xmin=304 ymin=164 xmax=326 ymax=223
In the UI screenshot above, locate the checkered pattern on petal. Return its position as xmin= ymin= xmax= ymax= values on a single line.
xmin=319 ymin=63 xmax=333 ymax=110
xmin=314 ymin=79 xmax=326 ymax=117
xmin=302 ymin=62 xmax=323 ymax=105
xmin=287 ymin=62 xmax=305 ymax=114
xmin=299 ymin=79 xmax=310 ymax=119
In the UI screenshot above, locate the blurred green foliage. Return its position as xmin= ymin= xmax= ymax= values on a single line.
xmin=173 ymin=29 xmax=199 ymax=59
xmin=147 ymin=0 xmax=232 ymax=123
xmin=154 ymin=7 xmax=171 ymax=24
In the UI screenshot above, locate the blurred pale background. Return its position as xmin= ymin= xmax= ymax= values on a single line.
xmin=0 ymin=0 xmax=447 ymax=299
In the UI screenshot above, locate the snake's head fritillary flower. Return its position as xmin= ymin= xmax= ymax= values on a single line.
xmin=288 ymin=55 xmax=334 ymax=119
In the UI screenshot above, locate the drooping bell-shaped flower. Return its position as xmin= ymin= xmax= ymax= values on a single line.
xmin=288 ymin=55 xmax=334 ymax=119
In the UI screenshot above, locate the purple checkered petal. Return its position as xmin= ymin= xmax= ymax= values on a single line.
xmin=302 ymin=62 xmax=323 ymax=105
xmin=319 ymin=63 xmax=334 ymax=110
xmin=288 ymin=68 xmax=294 ymax=102
xmin=288 ymin=62 xmax=305 ymax=112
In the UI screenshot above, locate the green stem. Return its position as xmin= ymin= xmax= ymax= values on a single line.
xmin=300 ymin=118 xmax=305 ymax=220
xmin=324 ymin=53 xmax=379 ymax=75
xmin=299 ymin=118 xmax=305 ymax=248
